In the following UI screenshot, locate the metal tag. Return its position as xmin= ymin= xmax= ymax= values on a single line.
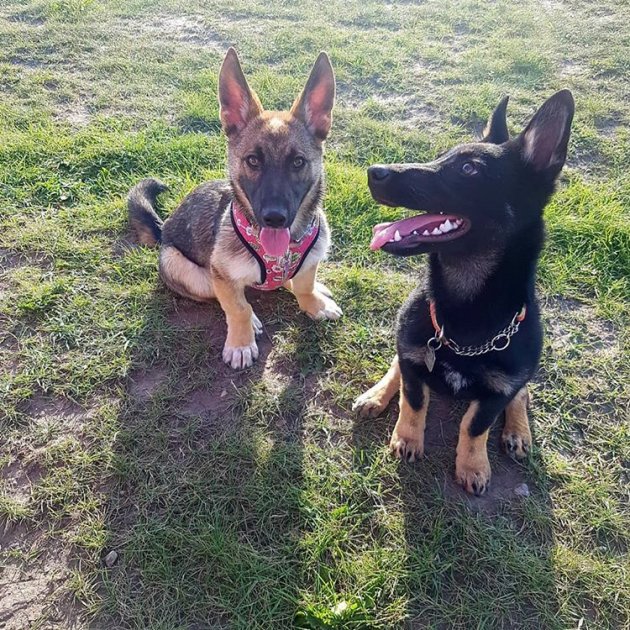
xmin=425 ymin=345 xmax=436 ymax=372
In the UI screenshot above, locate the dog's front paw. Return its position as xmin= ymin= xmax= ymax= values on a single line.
xmin=222 ymin=341 xmax=259 ymax=370
xmin=304 ymin=292 xmax=343 ymax=321
xmin=455 ymin=453 xmax=491 ymax=496
xmin=314 ymin=281 xmax=333 ymax=298
xmin=353 ymin=388 xmax=389 ymax=418
xmin=390 ymin=427 xmax=424 ymax=463
xmin=501 ymin=428 xmax=531 ymax=459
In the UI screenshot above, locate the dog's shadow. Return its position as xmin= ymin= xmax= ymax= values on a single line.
xmin=102 ymin=285 xmax=320 ymax=626
xmin=351 ymin=389 xmax=560 ymax=625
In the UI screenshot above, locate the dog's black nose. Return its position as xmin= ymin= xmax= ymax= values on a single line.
xmin=368 ymin=166 xmax=392 ymax=183
xmin=261 ymin=209 xmax=288 ymax=228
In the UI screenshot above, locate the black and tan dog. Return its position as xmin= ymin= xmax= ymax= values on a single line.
xmin=353 ymin=90 xmax=574 ymax=495
xmin=128 ymin=48 xmax=342 ymax=370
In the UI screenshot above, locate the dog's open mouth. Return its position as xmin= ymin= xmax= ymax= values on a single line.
xmin=369 ymin=212 xmax=470 ymax=251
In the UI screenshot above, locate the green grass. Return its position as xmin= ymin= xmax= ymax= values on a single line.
xmin=0 ymin=0 xmax=629 ymax=628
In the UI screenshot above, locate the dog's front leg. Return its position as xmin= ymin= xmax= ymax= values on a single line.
xmin=455 ymin=396 xmax=507 ymax=496
xmin=288 ymin=262 xmax=342 ymax=320
xmin=389 ymin=361 xmax=429 ymax=462
xmin=212 ymin=271 xmax=259 ymax=369
xmin=501 ymin=385 xmax=532 ymax=459
xmin=353 ymin=355 xmax=400 ymax=418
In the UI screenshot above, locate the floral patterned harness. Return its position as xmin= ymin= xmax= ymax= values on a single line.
xmin=230 ymin=202 xmax=320 ymax=291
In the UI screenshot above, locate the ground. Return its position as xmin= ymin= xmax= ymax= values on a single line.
xmin=0 ymin=0 xmax=629 ymax=628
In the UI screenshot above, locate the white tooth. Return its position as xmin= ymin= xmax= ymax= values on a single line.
xmin=439 ymin=222 xmax=450 ymax=233
xmin=455 ymin=219 xmax=462 ymax=226
xmin=394 ymin=230 xmax=402 ymax=241
xmin=412 ymin=230 xmax=418 ymax=235
xmin=432 ymin=227 xmax=441 ymax=236
xmin=443 ymin=219 xmax=454 ymax=231
xmin=389 ymin=238 xmax=395 ymax=242
xmin=423 ymin=230 xmax=430 ymax=236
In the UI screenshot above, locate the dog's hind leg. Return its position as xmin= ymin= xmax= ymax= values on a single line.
xmin=501 ymin=385 xmax=531 ymax=459
xmin=159 ymin=246 xmax=215 ymax=302
xmin=353 ymin=356 xmax=400 ymax=418
xmin=288 ymin=262 xmax=342 ymax=320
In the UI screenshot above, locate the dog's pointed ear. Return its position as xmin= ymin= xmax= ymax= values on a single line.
xmin=218 ymin=47 xmax=263 ymax=136
xmin=482 ymin=96 xmax=510 ymax=144
xmin=519 ymin=89 xmax=575 ymax=176
xmin=291 ymin=52 xmax=335 ymax=140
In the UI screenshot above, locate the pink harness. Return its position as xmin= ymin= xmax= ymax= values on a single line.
xmin=230 ymin=202 xmax=320 ymax=291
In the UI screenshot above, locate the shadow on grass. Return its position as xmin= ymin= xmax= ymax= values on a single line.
xmin=351 ymin=390 xmax=561 ymax=628
xmin=98 ymin=287 xmax=320 ymax=628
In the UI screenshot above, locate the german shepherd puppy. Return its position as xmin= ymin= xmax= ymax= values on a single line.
xmin=353 ymin=91 xmax=574 ymax=495
xmin=128 ymin=48 xmax=342 ymax=369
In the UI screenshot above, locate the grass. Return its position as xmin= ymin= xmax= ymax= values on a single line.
xmin=0 ymin=0 xmax=629 ymax=628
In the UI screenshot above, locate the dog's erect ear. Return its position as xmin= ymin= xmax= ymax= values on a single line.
xmin=482 ymin=96 xmax=510 ymax=144
xmin=291 ymin=52 xmax=335 ymax=140
xmin=519 ymin=89 xmax=575 ymax=175
xmin=218 ymin=48 xmax=263 ymax=136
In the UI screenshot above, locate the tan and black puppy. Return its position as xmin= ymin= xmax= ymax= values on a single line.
xmin=128 ymin=48 xmax=342 ymax=369
xmin=353 ymin=91 xmax=574 ymax=495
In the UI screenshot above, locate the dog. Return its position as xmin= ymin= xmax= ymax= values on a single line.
xmin=127 ymin=48 xmax=342 ymax=369
xmin=353 ymin=90 xmax=575 ymax=495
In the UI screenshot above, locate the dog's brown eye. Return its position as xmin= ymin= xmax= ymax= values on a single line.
xmin=461 ymin=162 xmax=477 ymax=176
xmin=246 ymin=155 xmax=261 ymax=169
xmin=292 ymin=156 xmax=306 ymax=169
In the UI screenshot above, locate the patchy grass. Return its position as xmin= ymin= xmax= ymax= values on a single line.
xmin=0 ymin=0 xmax=628 ymax=628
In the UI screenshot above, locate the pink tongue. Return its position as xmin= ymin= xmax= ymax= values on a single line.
xmin=260 ymin=227 xmax=291 ymax=257
xmin=369 ymin=214 xmax=459 ymax=251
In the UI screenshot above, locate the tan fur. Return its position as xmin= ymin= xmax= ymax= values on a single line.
xmin=288 ymin=261 xmax=341 ymax=320
xmin=159 ymin=246 xmax=215 ymax=301
xmin=441 ymin=250 xmax=499 ymax=301
xmin=501 ymin=386 xmax=531 ymax=458
xmin=390 ymin=379 xmax=429 ymax=462
xmin=352 ymin=355 xmax=400 ymax=418
xmin=455 ymin=401 xmax=491 ymax=495
xmin=131 ymin=219 xmax=160 ymax=247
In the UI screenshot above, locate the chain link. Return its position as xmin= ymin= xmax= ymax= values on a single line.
xmin=428 ymin=309 xmax=523 ymax=358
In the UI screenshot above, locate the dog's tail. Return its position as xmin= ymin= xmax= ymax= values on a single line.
xmin=127 ymin=178 xmax=169 ymax=247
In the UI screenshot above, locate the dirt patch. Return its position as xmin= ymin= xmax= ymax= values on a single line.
xmin=0 ymin=459 xmax=43 ymax=505
xmin=129 ymin=366 xmax=168 ymax=402
xmin=118 ymin=14 xmax=229 ymax=52
xmin=542 ymin=296 xmax=618 ymax=359
xmin=560 ymin=59 xmax=587 ymax=78
xmin=55 ymin=101 xmax=91 ymax=127
xmin=0 ymin=526 xmax=84 ymax=630
xmin=18 ymin=393 xmax=91 ymax=439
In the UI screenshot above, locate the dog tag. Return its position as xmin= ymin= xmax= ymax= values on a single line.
xmin=425 ymin=345 xmax=436 ymax=372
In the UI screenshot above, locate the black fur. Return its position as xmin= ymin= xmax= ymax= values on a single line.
xmin=127 ymin=178 xmax=169 ymax=245
xmin=369 ymin=91 xmax=574 ymax=440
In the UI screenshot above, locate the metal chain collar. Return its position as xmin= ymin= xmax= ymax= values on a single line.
xmin=427 ymin=306 xmax=525 ymax=357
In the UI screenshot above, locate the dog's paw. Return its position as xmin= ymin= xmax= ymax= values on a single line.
xmin=353 ymin=389 xmax=389 ymax=418
xmin=390 ymin=429 xmax=424 ymax=463
xmin=455 ymin=456 xmax=491 ymax=496
xmin=314 ymin=281 xmax=333 ymax=298
xmin=501 ymin=429 xmax=531 ymax=459
xmin=306 ymin=293 xmax=343 ymax=321
xmin=222 ymin=341 xmax=259 ymax=370
xmin=252 ymin=313 xmax=263 ymax=338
